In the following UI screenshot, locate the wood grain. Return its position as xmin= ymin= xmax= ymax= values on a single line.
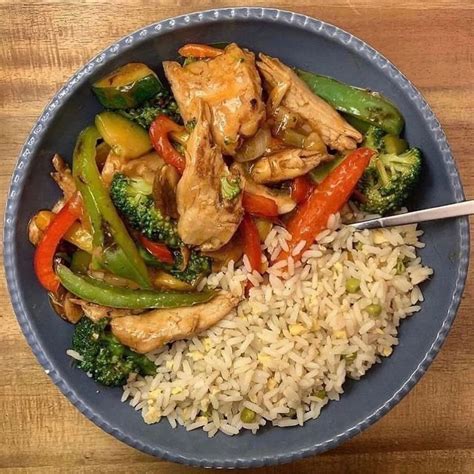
xmin=0 ymin=1 xmax=473 ymax=472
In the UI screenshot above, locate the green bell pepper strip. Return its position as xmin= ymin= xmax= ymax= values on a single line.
xmin=296 ymin=69 xmax=405 ymax=136
xmin=70 ymin=238 xmax=139 ymax=283
xmin=56 ymin=264 xmax=215 ymax=309
xmin=70 ymin=250 xmax=92 ymax=274
xmin=101 ymin=246 xmax=145 ymax=282
xmin=72 ymin=126 xmax=151 ymax=288
xmin=342 ymin=113 xmax=372 ymax=134
xmin=72 ymin=127 xmax=103 ymax=269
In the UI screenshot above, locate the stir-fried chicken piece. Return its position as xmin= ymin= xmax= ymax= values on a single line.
xmin=257 ymin=54 xmax=362 ymax=151
xmin=50 ymin=290 xmax=83 ymax=324
xmin=250 ymin=148 xmax=331 ymax=184
xmin=101 ymin=151 xmax=164 ymax=186
xmin=153 ymin=164 xmax=180 ymax=220
xmin=123 ymin=151 xmax=165 ymax=183
xmin=176 ymin=101 xmax=244 ymax=251
xmin=164 ymin=43 xmax=265 ymax=155
xmin=231 ymin=162 xmax=296 ymax=214
xmin=101 ymin=153 xmax=124 ymax=186
xmin=202 ymin=231 xmax=244 ymax=273
xmin=28 ymin=216 xmax=43 ymax=246
xmin=51 ymin=154 xmax=77 ymax=200
xmin=70 ymin=299 xmax=145 ymax=322
xmin=111 ymin=292 xmax=239 ymax=353
xmin=49 ymin=155 xmax=77 ymax=213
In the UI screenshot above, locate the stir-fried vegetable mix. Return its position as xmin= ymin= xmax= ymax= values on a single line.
xmin=29 ymin=43 xmax=422 ymax=386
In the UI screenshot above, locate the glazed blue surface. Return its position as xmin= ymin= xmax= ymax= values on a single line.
xmin=4 ymin=8 xmax=469 ymax=468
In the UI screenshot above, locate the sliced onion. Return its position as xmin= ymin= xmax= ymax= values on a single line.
xmin=304 ymin=132 xmax=327 ymax=154
xmin=179 ymin=246 xmax=191 ymax=271
xmin=153 ymin=270 xmax=194 ymax=291
xmin=254 ymin=217 xmax=273 ymax=242
xmin=272 ymin=106 xmax=299 ymax=135
xmin=235 ymin=128 xmax=272 ymax=162
xmin=89 ymin=270 xmax=140 ymax=289
xmin=280 ymin=128 xmax=306 ymax=148
xmin=231 ymin=162 xmax=297 ymax=215
xmin=278 ymin=128 xmax=327 ymax=154
xmin=49 ymin=288 xmax=83 ymax=324
xmin=300 ymin=122 xmax=313 ymax=134
xmin=202 ymin=232 xmax=244 ymax=272
xmin=267 ymin=82 xmax=289 ymax=115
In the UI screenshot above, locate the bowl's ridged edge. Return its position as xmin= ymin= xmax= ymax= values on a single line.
xmin=3 ymin=7 xmax=470 ymax=469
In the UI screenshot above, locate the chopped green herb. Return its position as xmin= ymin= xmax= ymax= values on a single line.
xmin=183 ymin=56 xmax=197 ymax=67
xmin=221 ymin=176 xmax=241 ymax=200
xmin=185 ymin=118 xmax=196 ymax=132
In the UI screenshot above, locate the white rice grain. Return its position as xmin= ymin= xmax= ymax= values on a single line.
xmin=66 ymin=349 xmax=84 ymax=362
xmin=123 ymin=210 xmax=432 ymax=437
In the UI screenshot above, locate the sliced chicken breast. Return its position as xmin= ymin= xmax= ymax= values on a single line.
xmin=70 ymin=300 xmax=145 ymax=322
xmin=257 ymin=54 xmax=362 ymax=151
xmin=111 ymin=292 xmax=239 ymax=353
xmin=51 ymin=154 xmax=77 ymax=201
xmin=176 ymin=100 xmax=244 ymax=251
xmin=164 ymin=43 xmax=266 ymax=155
xmin=250 ymin=148 xmax=331 ymax=184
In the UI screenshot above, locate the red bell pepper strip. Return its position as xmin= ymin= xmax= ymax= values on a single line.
xmin=277 ymin=147 xmax=374 ymax=263
xmin=291 ymin=175 xmax=315 ymax=204
xmin=139 ymin=235 xmax=174 ymax=264
xmin=178 ymin=44 xmax=224 ymax=59
xmin=149 ymin=115 xmax=186 ymax=173
xmin=240 ymin=214 xmax=262 ymax=274
xmin=34 ymin=193 xmax=83 ymax=293
xmin=242 ymin=192 xmax=279 ymax=218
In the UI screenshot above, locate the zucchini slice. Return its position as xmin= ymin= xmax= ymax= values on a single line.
xmin=95 ymin=111 xmax=152 ymax=160
xmin=92 ymin=63 xmax=163 ymax=109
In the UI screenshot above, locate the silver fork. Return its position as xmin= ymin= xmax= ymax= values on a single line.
xmin=350 ymin=200 xmax=474 ymax=230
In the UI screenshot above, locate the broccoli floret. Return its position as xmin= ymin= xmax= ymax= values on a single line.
xmin=170 ymin=250 xmax=211 ymax=284
xmin=139 ymin=246 xmax=211 ymax=285
xmin=110 ymin=173 xmax=182 ymax=248
xmin=111 ymin=173 xmax=212 ymax=282
xmin=358 ymin=148 xmax=422 ymax=215
xmin=362 ymin=125 xmax=386 ymax=151
xmin=71 ymin=317 xmax=156 ymax=387
xmin=118 ymin=91 xmax=181 ymax=129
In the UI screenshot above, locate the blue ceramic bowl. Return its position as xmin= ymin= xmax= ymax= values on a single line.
xmin=4 ymin=7 xmax=469 ymax=468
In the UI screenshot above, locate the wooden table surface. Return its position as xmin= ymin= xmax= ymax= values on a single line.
xmin=1 ymin=1 xmax=473 ymax=472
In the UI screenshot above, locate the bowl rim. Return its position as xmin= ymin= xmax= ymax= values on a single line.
xmin=3 ymin=7 xmax=470 ymax=469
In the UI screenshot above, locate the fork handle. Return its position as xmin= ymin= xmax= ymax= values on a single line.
xmin=350 ymin=200 xmax=474 ymax=230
